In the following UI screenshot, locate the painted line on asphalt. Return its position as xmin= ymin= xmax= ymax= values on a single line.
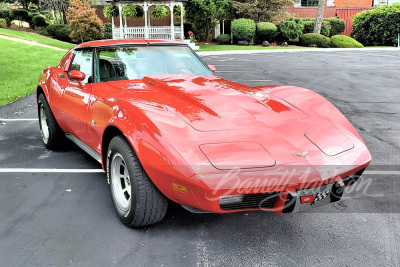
xmin=0 ymin=118 xmax=38 ymax=121
xmin=364 ymin=171 xmax=400 ymax=175
xmin=0 ymin=168 xmax=105 ymax=173
xmin=242 ymin=80 xmax=272 ymax=82
xmin=0 ymin=169 xmax=397 ymax=175
xmin=197 ymin=47 xmax=400 ymax=56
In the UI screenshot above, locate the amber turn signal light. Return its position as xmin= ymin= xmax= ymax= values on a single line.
xmin=171 ymin=182 xmax=188 ymax=193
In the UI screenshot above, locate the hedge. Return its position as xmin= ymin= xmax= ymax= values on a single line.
xmin=300 ymin=33 xmax=331 ymax=48
xmin=10 ymin=8 xmax=29 ymax=21
xmin=352 ymin=3 xmax=400 ymax=46
xmin=46 ymin=24 xmax=71 ymax=42
xmin=256 ymin=22 xmax=277 ymax=43
xmin=231 ymin=18 xmax=255 ymax=42
xmin=32 ymin=15 xmax=47 ymax=28
xmin=0 ymin=10 xmax=11 ymax=27
xmin=217 ymin=34 xmax=230 ymax=44
xmin=303 ymin=20 xmax=331 ymax=37
xmin=324 ymin=18 xmax=345 ymax=36
xmin=277 ymin=19 xmax=304 ymax=41
xmin=331 ymin=35 xmax=363 ymax=48
xmin=103 ymin=23 xmax=112 ymax=39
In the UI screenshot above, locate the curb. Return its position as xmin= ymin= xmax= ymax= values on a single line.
xmin=196 ymin=47 xmax=400 ymax=56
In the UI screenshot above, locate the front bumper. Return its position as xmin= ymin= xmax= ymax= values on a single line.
xmin=183 ymin=147 xmax=371 ymax=214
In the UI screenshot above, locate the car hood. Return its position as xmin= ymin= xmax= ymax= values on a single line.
xmin=108 ymin=74 xmax=308 ymax=132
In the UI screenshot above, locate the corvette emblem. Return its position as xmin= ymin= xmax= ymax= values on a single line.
xmin=292 ymin=151 xmax=308 ymax=157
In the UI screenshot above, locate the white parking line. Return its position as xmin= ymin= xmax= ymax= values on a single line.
xmin=0 ymin=168 xmax=104 ymax=173
xmin=364 ymin=171 xmax=400 ymax=175
xmin=0 ymin=118 xmax=38 ymax=121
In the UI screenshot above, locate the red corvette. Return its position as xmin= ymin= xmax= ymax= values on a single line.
xmin=37 ymin=39 xmax=371 ymax=227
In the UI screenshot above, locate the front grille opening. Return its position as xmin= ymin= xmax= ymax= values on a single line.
xmin=219 ymin=192 xmax=280 ymax=211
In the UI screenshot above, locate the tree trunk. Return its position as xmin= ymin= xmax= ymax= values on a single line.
xmin=314 ymin=0 xmax=325 ymax=34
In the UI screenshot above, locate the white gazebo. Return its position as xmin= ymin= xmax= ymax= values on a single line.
xmin=106 ymin=0 xmax=185 ymax=40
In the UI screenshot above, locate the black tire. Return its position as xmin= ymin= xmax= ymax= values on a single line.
xmin=37 ymin=94 xmax=65 ymax=150
xmin=106 ymin=136 xmax=168 ymax=228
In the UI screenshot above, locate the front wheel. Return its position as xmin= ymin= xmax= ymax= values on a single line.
xmin=106 ymin=136 xmax=168 ymax=228
xmin=37 ymin=94 xmax=65 ymax=150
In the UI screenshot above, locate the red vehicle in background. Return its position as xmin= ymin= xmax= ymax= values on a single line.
xmin=37 ymin=39 xmax=371 ymax=227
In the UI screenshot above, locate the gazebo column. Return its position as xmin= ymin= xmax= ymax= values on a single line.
xmin=180 ymin=3 xmax=183 ymax=40
xmin=170 ymin=3 xmax=175 ymax=40
xmin=144 ymin=4 xmax=149 ymax=38
xmin=118 ymin=3 xmax=123 ymax=39
xmin=111 ymin=17 xmax=114 ymax=39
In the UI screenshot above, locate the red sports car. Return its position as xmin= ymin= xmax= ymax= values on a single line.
xmin=37 ymin=39 xmax=371 ymax=227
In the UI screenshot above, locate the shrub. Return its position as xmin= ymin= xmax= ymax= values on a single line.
xmin=300 ymin=33 xmax=331 ymax=47
xmin=0 ymin=10 xmax=10 ymax=20
xmin=103 ymin=23 xmax=112 ymax=39
xmin=35 ymin=26 xmax=49 ymax=36
xmin=174 ymin=21 xmax=193 ymax=39
xmin=352 ymin=3 xmax=400 ymax=46
xmin=302 ymin=20 xmax=331 ymax=37
xmin=26 ymin=12 xmax=39 ymax=28
xmin=46 ymin=24 xmax=71 ymax=42
xmin=331 ymin=35 xmax=363 ymax=48
xmin=32 ymin=15 xmax=47 ymax=28
xmin=256 ymin=22 xmax=277 ymax=43
xmin=5 ymin=17 xmax=11 ymax=27
xmin=10 ymin=8 xmax=29 ymax=27
xmin=325 ymin=18 xmax=345 ymax=36
xmin=217 ymin=34 xmax=230 ymax=44
xmin=0 ymin=10 xmax=11 ymax=27
xmin=0 ymin=18 xmax=6 ymax=28
xmin=277 ymin=19 xmax=304 ymax=41
xmin=231 ymin=18 xmax=256 ymax=42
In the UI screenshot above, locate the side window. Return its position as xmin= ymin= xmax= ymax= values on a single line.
xmin=70 ymin=49 xmax=93 ymax=84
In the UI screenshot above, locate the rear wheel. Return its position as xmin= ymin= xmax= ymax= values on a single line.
xmin=37 ymin=94 xmax=64 ymax=150
xmin=106 ymin=136 xmax=168 ymax=228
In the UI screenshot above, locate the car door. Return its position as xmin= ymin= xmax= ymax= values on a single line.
xmin=59 ymin=48 xmax=94 ymax=142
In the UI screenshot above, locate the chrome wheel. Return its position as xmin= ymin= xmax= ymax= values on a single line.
xmin=39 ymin=102 xmax=49 ymax=144
xmin=110 ymin=153 xmax=132 ymax=212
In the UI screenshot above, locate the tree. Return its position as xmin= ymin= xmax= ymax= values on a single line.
xmin=67 ymin=0 xmax=104 ymax=43
xmin=232 ymin=0 xmax=292 ymax=23
xmin=185 ymin=0 xmax=234 ymax=42
xmin=39 ymin=0 xmax=70 ymax=24
xmin=313 ymin=0 xmax=325 ymax=34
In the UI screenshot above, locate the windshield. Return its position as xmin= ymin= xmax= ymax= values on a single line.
xmin=95 ymin=46 xmax=213 ymax=82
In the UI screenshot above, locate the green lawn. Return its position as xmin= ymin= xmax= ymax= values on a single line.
xmin=0 ymin=28 xmax=75 ymax=50
xmin=0 ymin=38 xmax=66 ymax=106
xmin=197 ymin=44 xmax=312 ymax=52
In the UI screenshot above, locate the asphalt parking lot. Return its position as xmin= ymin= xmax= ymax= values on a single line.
xmin=1 ymin=50 xmax=399 ymax=266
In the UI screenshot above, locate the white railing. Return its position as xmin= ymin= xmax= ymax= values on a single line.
xmin=112 ymin=26 xmax=182 ymax=40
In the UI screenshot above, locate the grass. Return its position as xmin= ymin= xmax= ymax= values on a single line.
xmin=0 ymin=38 xmax=66 ymax=106
xmin=0 ymin=28 xmax=75 ymax=50
xmin=197 ymin=44 xmax=312 ymax=52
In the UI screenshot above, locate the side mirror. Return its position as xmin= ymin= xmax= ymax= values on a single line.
xmin=208 ymin=65 xmax=216 ymax=72
xmin=70 ymin=70 xmax=86 ymax=81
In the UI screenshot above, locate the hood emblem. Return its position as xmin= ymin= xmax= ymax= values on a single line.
xmin=292 ymin=151 xmax=308 ymax=157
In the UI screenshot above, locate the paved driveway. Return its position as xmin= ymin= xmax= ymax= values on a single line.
xmin=0 ymin=50 xmax=399 ymax=266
